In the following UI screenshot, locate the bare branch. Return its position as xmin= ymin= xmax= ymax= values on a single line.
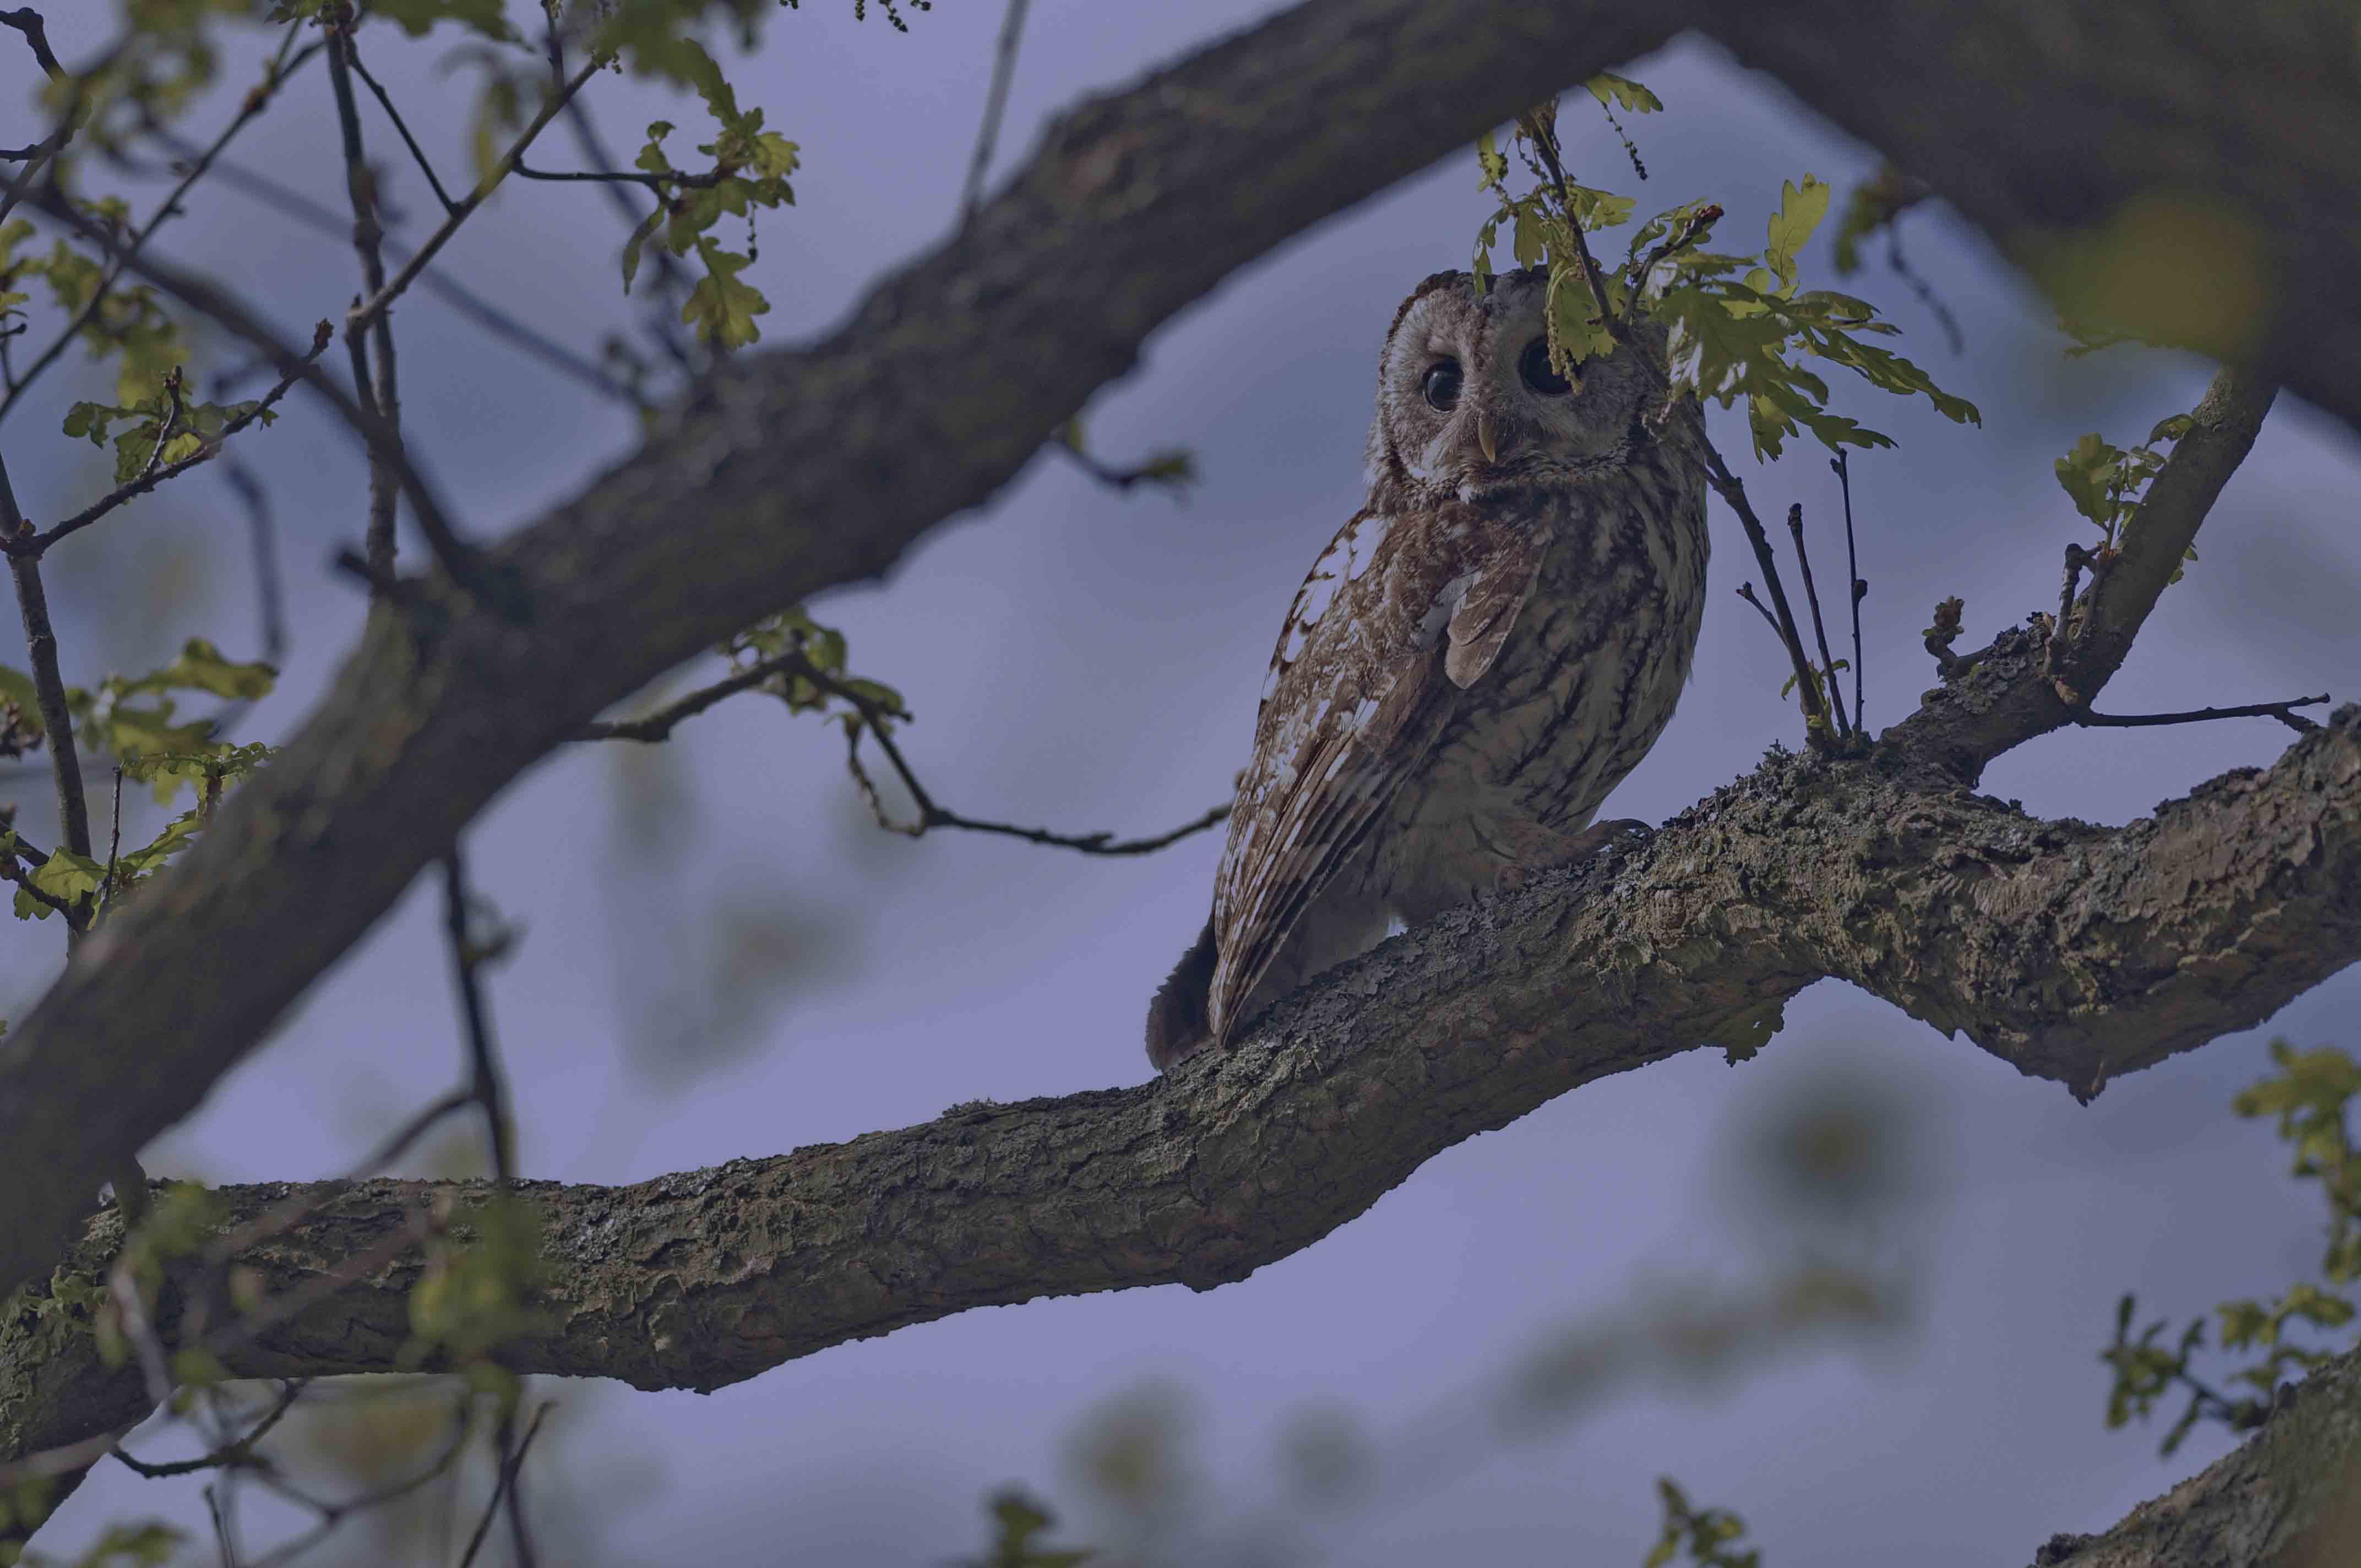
xmin=442 ymin=846 xmax=515 ymax=1180
xmin=961 ymin=0 xmax=1032 ymax=224
xmin=565 ymin=652 xmax=807 ymax=743
xmin=323 ymin=20 xmax=407 ymax=585
xmin=458 ymin=1403 xmax=550 ymax=1568
xmin=1701 ymin=440 xmax=1830 ymax=740
xmin=574 ymin=650 xmax=1233 ymax=856
xmin=2072 ymin=694 xmax=2329 ymax=732
xmin=348 ymin=56 xmax=605 ymax=341
xmin=140 ymin=138 xmax=640 ymax=406
xmin=342 ymin=35 xmax=458 ymax=215
xmin=0 ymin=30 xmax=318 ymax=428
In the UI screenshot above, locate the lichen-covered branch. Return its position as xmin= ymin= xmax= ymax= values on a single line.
xmin=6 ymin=710 xmax=2355 ymax=1469
xmin=2 ymin=0 xmax=2359 ymax=1463
xmin=2028 ymin=1342 xmax=2361 ymax=1568
xmin=0 ymin=0 xmax=1682 ymax=1305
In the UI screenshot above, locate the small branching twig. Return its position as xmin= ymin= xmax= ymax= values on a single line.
xmin=0 ymin=29 xmax=317 ymax=428
xmin=349 ymin=55 xmax=605 ymax=340
xmin=574 ymin=649 xmax=1233 ymax=856
xmin=143 ymin=135 xmax=639 ymax=406
xmin=243 ymin=1397 xmax=472 ymax=1568
xmin=1701 ymin=440 xmax=1830 ymax=743
xmin=1886 ymin=226 xmax=1964 ymax=356
xmin=458 ymin=1402 xmax=552 ymax=1568
xmin=19 ymin=323 xmax=330 ymax=556
xmin=342 ymin=36 xmax=458 ymax=215
xmin=26 ymin=190 xmax=504 ymax=605
xmin=324 ymin=21 xmax=407 ymax=587
xmin=2071 ymin=694 xmax=2329 ymax=734
xmin=1052 ymin=432 xmax=1195 ymax=496
xmin=1786 ymin=501 xmax=1852 ymax=739
xmin=512 ymin=159 xmax=731 ymax=192
xmin=567 ymin=652 xmax=804 ymax=742
xmin=112 ymin=1381 xmax=304 ymax=1479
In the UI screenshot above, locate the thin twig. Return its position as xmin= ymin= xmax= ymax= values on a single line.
xmin=1517 ymin=106 xmax=1615 ymax=340
xmin=442 ymin=846 xmax=516 ymax=1180
xmin=342 ymin=36 xmax=459 ymax=214
xmin=0 ymin=8 xmax=62 ymax=78
xmin=815 ymin=656 xmax=1235 ymax=856
xmin=1832 ymin=451 xmax=1864 ymax=733
xmin=458 ymin=1403 xmax=552 ymax=1568
xmin=138 ymin=136 xmax=640 ymax=405
xmin=562 ymin=95 xmax=698 ymax=374
xmin=961 ymin=0 xmax=1031 ymax=224
xmin=1734 ymin=582 xmax=1783 ymax=639
xmin=1785 ymin=501 xmax=1851 ymax=740
xmin=0 ymin=11 xmax=80 ymax=231
xmin=20 ymin=322 xmax=330 ymax=556
xmin=568 ymin=651 xmax=806 ymax=742
xmin=350 ymin=55 xmax=606 ymax=339
xmin=203 ymin=1483 xmax=238 ymax=1568
xmin=2071 ymin=694 xmax=2329 ymax=733
xmin=113 ymin=1381 xmax=305 ymax=1479
xmin=512 ymin=158 xmax=730 ymax=190
xmin=221 ymin=458 xmax=288 ymax=666
xmin=1052 ymin=438 xmax=1194 ymax=495
xmin=0 ymin=30 xmax=317 ymax=428
xmin=576 ymin=649 xmax=1234 ymax=855
xmin=243 ymin=1400 xmax=472 ymax=1568
xmin=1700 ymin=440 xmax=1829 ymax=740
xmin=2047 ymin=541 xmax=2097 ymax=704
xmin=99 ymin=764 xmax=121 ymax=912
xmin=324 ymin=20 xmax=407 ymax=585
xmin=3 ymin=449 xmax=93 ymax=892
xmin=27 ymin=189 xmax=505 ymax=605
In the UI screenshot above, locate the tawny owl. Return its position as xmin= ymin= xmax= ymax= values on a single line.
xmin=1144 ymin=266 xmax=1710 ymax=1070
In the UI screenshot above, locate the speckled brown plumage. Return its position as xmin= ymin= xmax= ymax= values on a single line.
xmin=1147 ymin=269 xmax=1709 ymax=1070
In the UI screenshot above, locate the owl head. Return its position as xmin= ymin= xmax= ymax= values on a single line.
xmin=1367 ymin=268 xmax=1667 ymax=502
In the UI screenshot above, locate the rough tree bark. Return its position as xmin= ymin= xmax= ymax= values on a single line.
xmin=2 ymin=0 xmax=2358 ymax=1563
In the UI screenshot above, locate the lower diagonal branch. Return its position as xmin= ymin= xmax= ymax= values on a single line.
xmin=7 ymin=709 xmax=2355 ymax=1470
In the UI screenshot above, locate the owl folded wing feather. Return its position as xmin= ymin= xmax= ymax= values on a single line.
xmin=1207 ymin=513 xmax=1552 ymax=1046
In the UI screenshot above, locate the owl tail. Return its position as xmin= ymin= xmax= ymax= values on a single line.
xmin=1145 ymin=914 xmax=1218 ymax=1072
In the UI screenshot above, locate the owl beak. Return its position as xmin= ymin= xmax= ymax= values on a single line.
xmin=1475 ymin=411 xmax=1500 ymax=464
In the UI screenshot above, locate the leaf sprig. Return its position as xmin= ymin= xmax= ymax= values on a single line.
xmin=1470 ymin=90 xmax=1980 ymax=461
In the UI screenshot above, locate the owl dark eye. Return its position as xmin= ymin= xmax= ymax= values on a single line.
xmin=1420 ymin=358 xmax=1462 ymax=412
xmin=1519 ymin=337 xmax=1575 ymax=395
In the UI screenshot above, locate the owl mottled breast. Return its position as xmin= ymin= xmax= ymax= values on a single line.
xmin=1146 ymin=269 xmax=1708 ymax=1071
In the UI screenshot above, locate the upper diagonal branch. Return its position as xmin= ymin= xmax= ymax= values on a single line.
xmin=4 ymin=712 xmax=2357 ymax=1467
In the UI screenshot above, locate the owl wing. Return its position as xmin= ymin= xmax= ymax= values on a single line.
xmin=1207 ymin=506 xmax=1551 ymax=1046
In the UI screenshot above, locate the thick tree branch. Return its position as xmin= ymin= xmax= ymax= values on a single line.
xmin=3 ymin=0 xmax=2359 ymax=1340
xmin=2028 ymin=1343 xmax=2361 ymax=1567
xmin=6 ymin=710 xmax=2356 ymax=1467
xmin=0 ymin=0 xmax=1682 ymax=1303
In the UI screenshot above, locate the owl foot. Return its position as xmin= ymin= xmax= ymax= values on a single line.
xmin=1492 ymin=818 xmax=1651 ymax=895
